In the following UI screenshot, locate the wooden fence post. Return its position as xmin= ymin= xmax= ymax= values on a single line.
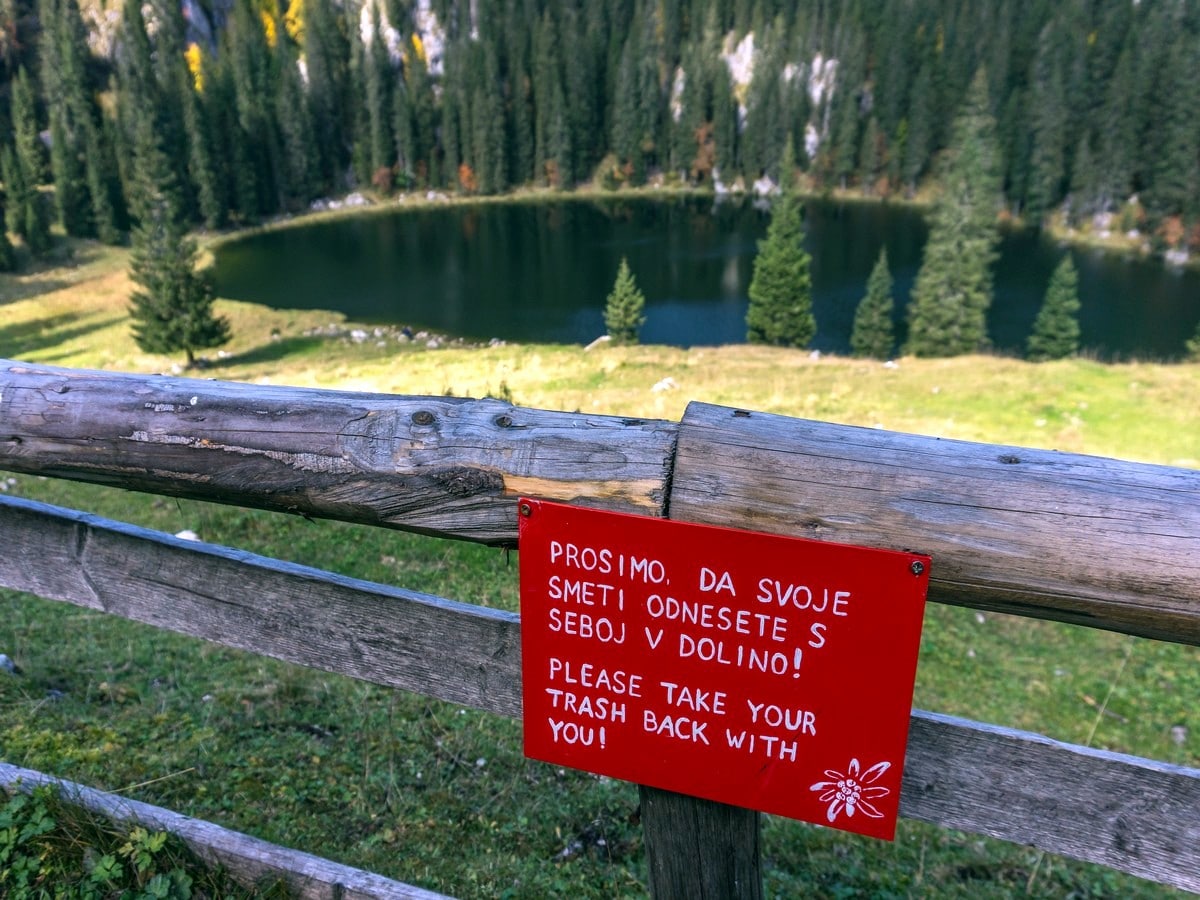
xmin=636 ymin=405 xmax=766 ymax=900
xmin=640 ymin=786 xmax=763 ymax=900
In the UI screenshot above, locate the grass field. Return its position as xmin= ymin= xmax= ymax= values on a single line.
xmin=1 ymin=233 xmax=1198 ymax=897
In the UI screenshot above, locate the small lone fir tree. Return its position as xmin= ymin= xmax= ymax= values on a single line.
xmin=1027 ymin=255 xmax=1081 ymax=361
xmin=604 ymin=257 xmax=646 ymax=345
xmin=746 ymin=194 xmax=815 ymax=347
xmin=128 ymin=116 xmax=230 ymax=367
xmin=850 ymin=248 xmax=896 ymax=359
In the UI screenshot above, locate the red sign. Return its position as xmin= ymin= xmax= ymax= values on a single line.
xmin=518 ymin=498 xmax=930 ymax=840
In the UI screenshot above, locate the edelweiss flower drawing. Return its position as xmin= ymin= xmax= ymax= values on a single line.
xmin=810 ymin=758 xmax=892 ymax=822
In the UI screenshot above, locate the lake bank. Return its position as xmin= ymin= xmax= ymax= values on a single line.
xmin=1 ymin=237 xmax=1197 ymax=470
xmin=210 ymin=192 xmax=1200 ymax=360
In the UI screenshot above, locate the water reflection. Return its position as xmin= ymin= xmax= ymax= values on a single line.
xmin=213 ymin=197 xmax=1200 ymax=360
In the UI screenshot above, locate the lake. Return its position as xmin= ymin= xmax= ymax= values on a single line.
xmin=212 ymin=196 xmax=1200 ymax=360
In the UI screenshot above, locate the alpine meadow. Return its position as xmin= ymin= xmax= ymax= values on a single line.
xmin=2 ymin=0 xmax=1200 ymax=898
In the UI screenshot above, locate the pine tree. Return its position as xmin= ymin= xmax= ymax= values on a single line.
xmin=506 ymin=33 xmax=534 ymax=186
xmin=81 ymin=114 xmax=125 ymax=244
xmin=905 ymin=68 xmax=1001 ymax=357
xmin=859 ymin=116 xmax=882 ymax=194
xmin=1025 ymin=24 xmax=1067 ymax=225
xmin=1096 ymin=43 xmax=1136 ymax=213
xmin=3 ymin=135 xmax=52 ymax=257
xmin=181 ymin=46 xmax=227 ymax=229
xmin=1146 ymin=32 xmax=1200 ymax=223
xmin=604 ymin=257 xmax=647 ymax=345
xmin=1027 ymin=255 xmax=1081 ymax=361
xmin=746 ymin=194 xmax=815 ymax=347
xmin=40 ymin=0 xmax=105 ymax=238
xmin=0 ymin=194 xmax=16 ymax=271
xmin=47 ymin=105 xmax=92 ymax=235
xmin=9 ymin=66 xmax=46 ymax=183
xmin=225 ymin=0 xmax=283 ymax=216
xmin=127 ymin=115 xmax=230 ymax=366
xmin=362 ymin=2 xmax=394 ymax=179
xmin=9 ymin=65 xmax=54 ymax=255
xmin=303 ymin=0 xmax=351 ymax=191
xmin=2 ymin=148 xmax=24 ymax=237
xmin=851 ymin=248 xmax=895 ymax=359
xmin=902 ymin=60 xmax=934 ymax=194
xmin=829 ymin=77 xmax=860 ymax=190
xmin=276 ymin=35 xmax=318 ymax=207
xmin=712 ymin=62 xmax=737 ymax=180
xmin=610 ymin=21 xmax=641 ymax=182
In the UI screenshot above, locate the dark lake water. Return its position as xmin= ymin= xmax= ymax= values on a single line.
xmin=213 ymin=197 xmax=1200 ymax=360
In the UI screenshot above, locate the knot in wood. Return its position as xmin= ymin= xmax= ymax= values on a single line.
xmin=411 ymin=410 xmax=436 ymax=426
xmin=432 ymin=466 xmax=503 ymax=497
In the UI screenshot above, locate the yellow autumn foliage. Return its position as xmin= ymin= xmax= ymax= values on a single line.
xmin=261 ymin=10 xmax=278 ymax=48
xmin=284 ymin=0 xmax=304 ymax=43
xmin=412 ymin=32 xmax=426 ymax=64
xmin=184 ymin=42 xmax=204 ymax=92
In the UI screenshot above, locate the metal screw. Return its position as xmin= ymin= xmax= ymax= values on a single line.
xmin=519 ymin=502 xmax=532 ymax=517
xmin=910 ymin=560 xmax=925 ymax=576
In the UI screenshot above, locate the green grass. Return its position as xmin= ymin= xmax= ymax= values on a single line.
xmin=1 ymin=235 xmax=1198 ymax=897
xmin=0 ymin=783 xmax=287 ymax=897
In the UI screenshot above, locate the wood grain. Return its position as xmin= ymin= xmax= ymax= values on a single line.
xmin=670 ymin=401 xmax=1200 ymax=644
xmin=902 ymin=711 xmax=1200 ymax=892
xmin=0 ymin=762 xmax=449 ymax=899
xmin=639 ymin=785 xmax=763 ymax=900
xmin=0 ymin=495 xmax=523 ymax=717
xmin=5 ymin=496 xmax=1200 ymax=887
xmin=0 ymin=360 xmax=677 ymax=545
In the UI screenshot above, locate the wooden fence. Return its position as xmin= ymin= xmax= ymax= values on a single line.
xmin=1 ymin=358 xmax=1198 ymax=897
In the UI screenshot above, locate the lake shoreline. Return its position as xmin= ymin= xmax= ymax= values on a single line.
xmin=202 ymin=181 xmax=1191 ymax=276
xmin=208 ymin=190 xmax=1200 ymax=361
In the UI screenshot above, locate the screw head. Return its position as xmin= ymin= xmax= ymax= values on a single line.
xmin=910 ymin=560 xmax=925 ymax=576
xmin=519 ymin=502 xmax=532 ymax=517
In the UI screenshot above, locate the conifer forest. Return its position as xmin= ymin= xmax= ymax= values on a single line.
xmin=0 ymin=0 xmax=1197 ymax=251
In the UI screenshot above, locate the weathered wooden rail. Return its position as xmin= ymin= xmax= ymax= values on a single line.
xmin=1 ymin=359 xmax=1198 ymax=896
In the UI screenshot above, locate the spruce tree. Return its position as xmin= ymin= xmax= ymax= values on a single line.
xmin=851 ymin=248 xmax=896 ymax=359
xmin=905 ymin=68 xmax=1001 ymax=357
xmin=48 ymin=107 xmax=92 ymax=236
xmin=712 ymin=59 xmax=737 ymax=180
xmin=746 ymin=194 xmax=815 ymax=348
xmin=2 ymin=141 xmax=52 ymax=258
xmin=8 ymin=65 xmax=54 ymax=255
xmin=1027 ymin=255 xmax=1081 ymax=361
xmin=1025 ymin=25 xmax=1067 ymax=225
xmin=902 ymin=61 xmax=934 ymax=194
xmin=859 ymin=116 xmax=882 ymax=194
xmin=604 ymin=257 xmax=647 ymax=345
xmin=303 ymin=0 xmax=351 ymax=191
xmin=10 ymin=66 xmax=46 ymax=183
xmin=363 ymin=3 xmax=394 ymax=179
xmin=127 ymin=116 xmax=230 ymax=366
xmin=276 ymin=36 xmax=318 ymax=207
xmin=40 ymin=0 xmax=101 ymax=238
xmin=0 ymin=195 xmax=16 ymax=271
xmin=181 ymin=47 xmax=227 ymax=229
